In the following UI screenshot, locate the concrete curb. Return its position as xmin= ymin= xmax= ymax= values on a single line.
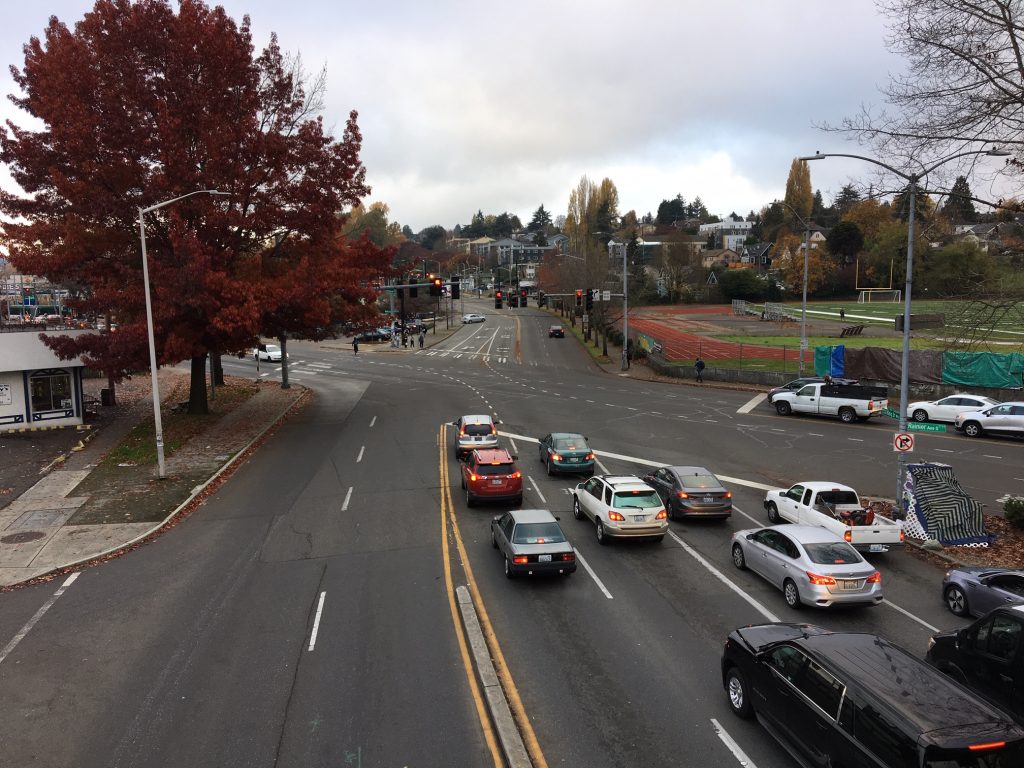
xmin=456 ymin=585 xmax=532 ymax=768
xmin=10 ymin=387 xmax=309 ymax=587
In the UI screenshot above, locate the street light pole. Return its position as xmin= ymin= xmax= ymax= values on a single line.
xmin=138 ymin=189 xmax=229 ymax=479
xmin=621 ymin=241 xmax=629 ymax=370
xmin=800 ymin=148 xmax=1008 ymax=507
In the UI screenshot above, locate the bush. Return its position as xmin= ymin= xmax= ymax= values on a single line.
xmin=1005 ymin=497 xmax=1024 ymax=529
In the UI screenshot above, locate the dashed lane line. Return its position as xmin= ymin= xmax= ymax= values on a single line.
xmin=711 ymin=719 xmax=760 ymax=768
xmin=574 ymin=550 xmax=613 ymax=599
xmin=527 ymin=476 xmax=546 ymax=504
xmin=307 ymin=591 xmax=326 ymax=652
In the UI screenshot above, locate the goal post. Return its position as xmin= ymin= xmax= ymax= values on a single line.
xmin=857 ymin=289 xmax=902 ymax=303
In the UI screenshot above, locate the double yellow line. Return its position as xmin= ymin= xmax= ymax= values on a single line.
xmin=438 ymin=425 xmax=549 ymax=768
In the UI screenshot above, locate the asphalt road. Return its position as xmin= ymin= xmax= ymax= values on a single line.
xmin=1 ymin=296 xmax=1022 ymax=767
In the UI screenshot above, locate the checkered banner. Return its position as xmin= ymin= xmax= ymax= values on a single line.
xmin=903 ymin=463 xmax=992 ymax=547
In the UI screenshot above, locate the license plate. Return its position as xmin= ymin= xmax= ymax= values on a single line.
xmin=869 ymin=544 xmax=885 ymax=553
xmin=491 ymin=479 xmax=503 ymax=485
xmin=841 ymin=580 xmax=863 ymax=590
xmin=703 ymin=496 xmax=714 ymax=503
xmin=633 ymin=514 xmax=647 ymax=522
xmin=539 ymin=554 xmax=552 ymax=562
xmin=569 ymin=457 xmax=580 ymax=463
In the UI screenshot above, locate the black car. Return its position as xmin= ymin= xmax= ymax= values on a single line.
xmin=353 ymin=328 xmax=389 ymax=343
xmin=723 ymin=622 xmax=1024 ymax=767
xmin=927 ymin=605 xmax=1024 ymax=722
xmin=766 ymin=376 xmax=858 ymax=403
xmin=641 ymin=465 xmax=731 ymax=520
xmin=548 ymin=325 xmax=564 ymax=338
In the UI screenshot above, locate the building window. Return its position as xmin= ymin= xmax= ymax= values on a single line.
xmin=30 ymin=369 xmax=72 ymax=412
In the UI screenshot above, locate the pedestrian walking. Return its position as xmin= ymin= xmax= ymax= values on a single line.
xmin=695 ymin=356 xmax=705 ymax=383
xmin=352 ymin=338 xmax=359 ymax=356
xmin=839 ymin=308 xmax=846 ymax=322
xmin=402 ymin=333 xmax=408 ymax=348
xmin=418 ymin=331 xmax=425 ymax=349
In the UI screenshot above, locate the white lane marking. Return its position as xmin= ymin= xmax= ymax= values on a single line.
xmin=848 ymin=438 xmax=864 ymax=442
xmin=0 ymin=573 xmax=79 ymax=666
xmin=342 ymin=487 xmax=353 ymax=511
xmin=668 ymin=530 xmax=780 ymax=622
xmin=809 ymin=433 xmax=824 ymax=437
xmin=575 ymin=550 xmax=613 ymax=599
xmin=585 ymin=399 xmax=595 ymax=403
xmin=369 ymin=416 xmax=377 ymax=428
xmin=509 ymin=438 xmax=519 ymax=454
xmin=308 ymin=591 xmax=327 ymax=651
xmin=882 ymin=599 xmax=939 ymax=632
xmin=356 ymin=446 xmax=365 ymax=463
xmin=711 ymin=718 xmax=760 ymax=768
xmin=732 ymin=504 xmax=762 ymax=527
xmin=498 ymin=431 xmax=778 ymax=492
xmin=935 ymin=449 xmax=954 ymax=453
xmin=528 ymin=476 xmax=546 ymax=504
xmin=595 ymin=458 xmax=610 ymax=474
xmin=983 ymin=455 xmax=1003 ymax=459
xmin=736 ymin=393 xmax=767 ymax=414
xmin=651 ymin=411 xmax=661 ymax=415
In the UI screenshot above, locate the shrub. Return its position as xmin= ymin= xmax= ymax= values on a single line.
xmin=1005 ymin=497 xmax=1024 ymax=529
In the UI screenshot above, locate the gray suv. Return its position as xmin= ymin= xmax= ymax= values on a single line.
xmin=454 ymin=414 xmax=499 ymax=458
xmin=955 ymin=401 xmax=1024 ymax=438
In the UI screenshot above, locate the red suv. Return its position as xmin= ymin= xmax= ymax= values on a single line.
xmin=461 ymin=448 xmax=523 ymax=507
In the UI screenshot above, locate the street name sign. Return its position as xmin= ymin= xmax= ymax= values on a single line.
xmin=907 ymin=422 xmax=946 ymax=433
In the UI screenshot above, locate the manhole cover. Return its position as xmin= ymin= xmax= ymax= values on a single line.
xmin=1 ymin=531 xmax=46 ymax=544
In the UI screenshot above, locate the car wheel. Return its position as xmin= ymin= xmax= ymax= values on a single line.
xmin=944 ymin=585 xmax=970 ymax=616
xmin=513 ymin=495 xmax=523 ymax=507
xmin=596 ymin=519 xmax=609 ymax=545
xmin=942 ymin=665 xmax=968 ymax=685
xmin=651 ymin=535 xmax=665 ymax=544
xmin=573 ymin=497 xmax=584 ymax=520
xmin=775 ymin=401 xmax=792 ymax=416
xmin=466 ymin=487 xmax=475 ymax=507
xmin=783 ymin=579 xmax=802 ymax=609
xmin=504 ymin=557 xmax=515 ymax=579
xmin=461 ymin=475 xmax=466 ymax=489
xmin=839 ymin=407 xmax=856 ymax=423
xmin=766 ymin=502 xmax=781 ymax=523
xmin=913 ymin=409 xmax=929 ymax=423
xmin=732 ymin=543 xmax=746 ymax=570
xmin=725 ymin=667 xmax=754 ymax=719
xmin=963 ymin=421 xmax=982 ymax=438
xmin=546 ymin=458 xmax=553 ymax=476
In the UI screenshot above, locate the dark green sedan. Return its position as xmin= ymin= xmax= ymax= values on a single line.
xmin=538 ymin=433 xmax=595 ymax=476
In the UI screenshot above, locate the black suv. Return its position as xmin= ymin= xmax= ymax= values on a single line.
xmin=927 ymin=605 xmax=1024 ymax=722
xmin=723 ymin=622 xmax=1024 ymax=767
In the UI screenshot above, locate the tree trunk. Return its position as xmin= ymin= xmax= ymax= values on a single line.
xmin=104 ymin=310 xmax=117 ymax=405
xmin=278 ymin=335 xmax=290 ymax=389
xmin=188 ymin=355 xmax=209 ymax=414
xmin=212 ymin=354 xmax=225 ymax=386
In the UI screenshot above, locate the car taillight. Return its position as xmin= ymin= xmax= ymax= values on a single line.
xmin=844 ymin=530 xmax=852 ymax=543
xmin=470 ymin=474 xmax=479 ymax=482
xmin=608 ymin=511 xmax=625 ymax=521
xmin=868 ymin=400 xmax=874 ymax=410
xmin=725 ymin=491 xmax=732 ymax=499
xmin=899 ymin=528 xmax=905 ymax=542
xmin=551 ymin=453 xmax=562 ymax=461
xmin=491 ymin=427 xmax=497 ymax=435
xmin=655 ymin=509 xmax=667 ymax=520
xmin=585 ymin=453 xmax=594 ymax=460
xmin=806 ymin=571 xmax=837 ymax=586
xmin=513 ymin=556 xmax=528 ymax=564
xmin=969 ymin=742 xmax=1006 ymax=752
xmin=866 ymin=571 xmax=881 ymax=583
xmin=561 ymin=552 xmax=575 ymax=561
xmin=459 ymin=429 xmax=465 ymax=436
xmin=510 ymin=472 xmax=521 ymax=479
xmin=676 ymin=491 xmax=689 ymax=499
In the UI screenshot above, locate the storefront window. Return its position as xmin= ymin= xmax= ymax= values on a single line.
xmin=30 ymin=370 xmax=72 ymax=412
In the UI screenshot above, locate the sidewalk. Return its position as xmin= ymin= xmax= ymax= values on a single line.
xmin=0 ymin=375 xmax=307 ymax=589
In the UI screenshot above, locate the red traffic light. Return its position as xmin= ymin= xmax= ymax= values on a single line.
xmin=495 ymin=290 xmax=502 ymax=298
xmin=575 ymin=289 xmax=582 ymax=297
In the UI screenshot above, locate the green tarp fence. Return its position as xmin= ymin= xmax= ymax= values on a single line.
xmin=815 ymin=347 xmax=1024 ymax=389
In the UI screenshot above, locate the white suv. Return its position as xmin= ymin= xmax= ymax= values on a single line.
xmin=572 ymin=475 xmax=668 ymax=544
xmin=955 ymin=402 xmax=1024 ymax=438
xmin=453 ymin=414 xmax=500 ymax=458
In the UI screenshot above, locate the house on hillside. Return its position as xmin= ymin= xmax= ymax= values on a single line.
xmin=701 ymin=248 xmax=741 ymax=269
xmin=741 ymin=242 xmax=774 ymax=269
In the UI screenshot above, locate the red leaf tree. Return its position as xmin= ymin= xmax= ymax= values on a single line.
xmin=0 ymin=0 xmax=386 ymax=413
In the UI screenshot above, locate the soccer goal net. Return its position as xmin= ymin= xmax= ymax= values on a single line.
xmin=857 ymin=289 xmax=902 ymax=303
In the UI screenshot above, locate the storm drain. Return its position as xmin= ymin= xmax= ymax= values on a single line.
xmin=1 ymin=531 xmax=46 ymax=544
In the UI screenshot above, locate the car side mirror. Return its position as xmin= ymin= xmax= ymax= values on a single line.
xmin=511 ymin=455 xmax=518 ymax=461
xmin=450 ymin=421 xmax=458 ymax=426
xmin=554 ymin=515 xmax=561 ymax=521
xmin=493 ymin=419 xmax=502 ymax=425
xmin=746 ymin=533 xmax=755 ymax=541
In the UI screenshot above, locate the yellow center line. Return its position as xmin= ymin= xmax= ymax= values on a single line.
xmin=438 ymin=426 xmax=503 ymax=768
xmin=441 ymin=426 xmax=550 ymax=768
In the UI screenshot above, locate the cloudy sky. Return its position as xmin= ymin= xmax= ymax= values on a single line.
xmin=1 ymin=1 xmax=908 ymax=232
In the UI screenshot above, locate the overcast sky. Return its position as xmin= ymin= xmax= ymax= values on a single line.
xmin=1 ymin=1 xmax=910 ymax=232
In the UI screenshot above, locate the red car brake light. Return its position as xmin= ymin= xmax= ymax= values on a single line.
xmin=969 ymin=742 xmax=1006 ymax=752
xmin=551 ymin=453 xmax=562 ymax=461
xmin=655 ymin=509 xmax=667 ymax=520
xmin=866 ymin=571 xmax=881 ymax=583
xmin=470 ymin=473 xmax=479 ymax=482
xmin=561 ymin=552 xmax=575 ymax=561
xmin=608 ymin=511 xmax=626 ymax=522
xmin=806 ymin=571 xmax=837 ymax=586
xmin=585 ymin=453 xmax=594 ymax=460
xmin=512 ymin=556 xmax=528 ymax=564
xmin=676 ymin=491 xmax=689 ymax=499
xmin=511 ymin=472 xmax=522 ymax=479
xmin=725 ymin=491 xmax=732 ymax=499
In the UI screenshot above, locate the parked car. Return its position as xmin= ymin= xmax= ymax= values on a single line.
xmin=908 ymin=394 xmax=1001 ymax=423
xmin=460 ymin=448 xmax=522 ymax=507
xmin=571 ymin=475 xmax=668 ymax=544
xmin=452 ymin=414 xmax=499 ymax=458
xmin=955 ymin=402 xmax=1024 ymax=438
xmin=462 ymin=313 xmax=486 ymax=324
xmin=641 ymin=465 xmax=731 ymax=520
xmin=537 ymin=433 xmax=594 ymax=476
xmin=490 ymin=509 xmax=576 ymax=578
xmin=254 ymin=343 xmax=285 ymax=361
xmin=927 ymin=604 xmax=1024 ymax=721
xmin=731 ymin=525 xmax=883 ymax=608
xmin=548 ymin=325 xmax=564 ymax=338
xmin=353 ymin=329 xmax=389 ymax=343
xmin=942 ymin=566 xmax=1024 ymax=617
xmin=771 ymin=381 xmax=888 ymax=423
xmin=723 ymin=623 xmax=1024 ymax=766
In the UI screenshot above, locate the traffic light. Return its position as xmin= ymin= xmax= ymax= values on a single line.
xmin=450 ymin=280 xmax=460 ymax=300
xmin=429 ymin=277 xmax=443 ymax=297
xmin=575 ymin=289 xmax=583 ymax=307
xmin=585 ymin=288 xmax=593 ymax=311
xmin=519 ymin=288 xmax=527 ymax=305
xmin=494 ymin=290 xmax=503 ymax=309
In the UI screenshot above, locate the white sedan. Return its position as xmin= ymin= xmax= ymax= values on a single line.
xmin=907 ymin=394 xmax=1000 ymax=423
xmin=254 ymin=343 xmax=285 ymax=361
xmin=462 ymin=313 xmax=486 ymax=324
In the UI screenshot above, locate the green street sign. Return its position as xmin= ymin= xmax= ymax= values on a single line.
xmin=907 ymin=422 xmax=946 ymax=433
xmin=882 ymin=407 xmax=899 ymax=419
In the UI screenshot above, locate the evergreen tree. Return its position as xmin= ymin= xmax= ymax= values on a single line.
xmin=832 ymin=184 xmax=862 ymax=217
xmin=528 ymin=204 xmax=553 ymax=232
xmin=941 ymin=176 xmax=978 ymax=223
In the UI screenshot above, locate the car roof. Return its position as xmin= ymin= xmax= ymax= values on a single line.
xmin=793 ymin=481 xmax=857 ymax=493
xmin=472 ymin=448 xmax=514 ymax=463
xmin=509 ymin=509 xmax=559 ymax=525
xmin=551 ymin=432 xmax=586 ymax=440
xmin=460 ymin=414 xmax=494 ymax=424
xmin=668 ymin=465 xmax=714 ymax=476
xmin=601 ymin=475 xmax=653 ymax=490
xmin=761 ymin=525 xmax=846 ymax=544
xmin=798 ymin=632 xmax=1019 ymax=737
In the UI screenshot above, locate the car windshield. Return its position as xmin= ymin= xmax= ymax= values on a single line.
xmin=512 ymin=522 xmax=566 ymax=544
xmin=816 ymin=490 xmax=859 ymax=506
xmin=677 ymin=473 xmax=719 ymax=489
xmin=554 ymin=439 xmax=587 ymax=452
xmin=463 ymin=424 xmax=492 ymax=436
xmin=475 ymin=464 xmax=514 ymax=476
xmin=265 ymin=345 xmax=280 ymax=353
xmin=612 ymin=490 xmax=662 ymax=509
xmin=924 ymin=741 xmax=1024 ymax=767
xmin=803 ymin=542 xmax=863 ymax=565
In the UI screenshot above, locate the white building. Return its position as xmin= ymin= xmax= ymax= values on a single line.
xmin=0 ymin=330 xmax=88 ymax=433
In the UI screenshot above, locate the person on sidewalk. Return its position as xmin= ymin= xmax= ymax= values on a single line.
xmin=418 ymin=330 xmax=425 ymax=349
xmin=352 ymin=338 xmax=359 ymax=356
xmin=839 ymin=308 xmax=846 ymax=322
xmin=695 ymin=356 xmax=705 ymax=383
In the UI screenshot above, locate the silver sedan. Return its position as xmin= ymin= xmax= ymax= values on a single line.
xmin=731 ymin=525 xmax=883 ymax=609
xmin=942 ymin=567 xmax=1024 ymax=617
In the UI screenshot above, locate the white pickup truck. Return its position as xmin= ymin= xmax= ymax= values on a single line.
xmin=763 ymin=481 xmax=904 ymax=553
xmin=771 ymin=382 xmax=888 ymax=423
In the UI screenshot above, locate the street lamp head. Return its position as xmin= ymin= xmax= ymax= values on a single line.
xmin=798 ymin=152 xmax=825 ymax=161
xmin=986 ymin=147 xmax=1012 ymax=157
